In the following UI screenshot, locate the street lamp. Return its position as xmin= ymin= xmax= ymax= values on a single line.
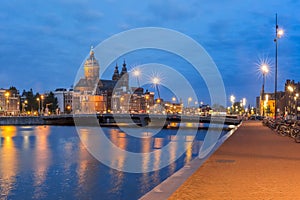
xmin=230 ymin=95 xmax=235 ymax=105
xmin=37 ymin=97 xmax=40 ymax=115
xmin=274 ymin=13 xmax=284 ymax=119
xmin=133 ymin=69 xmax=141 ymax=88
xmin=260 ymin=64 xmax=269 ymax=116
xmin=152 ymin=77 xmax=161 ymax=101
xmin=230 ymin=95 xmax=235 ymax=114
xmin=188 ymin=97 xmax=192 ymax=107
xmin=41 ymin=95 xmax=44 ymax=114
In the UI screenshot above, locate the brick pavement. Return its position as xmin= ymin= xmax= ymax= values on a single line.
xmin=168 ymin=121 xmax=300 ymax=200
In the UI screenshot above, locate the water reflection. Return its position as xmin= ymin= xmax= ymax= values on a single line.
xmin=32 ymin=126 xmax=51 ymax=199
xmin=0 ymin=125 xmax=226 ymax=200
xmin=0 ymin=126 xmax=18 ymax=198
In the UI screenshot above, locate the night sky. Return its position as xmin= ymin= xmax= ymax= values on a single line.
xmin=1 ymin=0 xmax=300 ymax=106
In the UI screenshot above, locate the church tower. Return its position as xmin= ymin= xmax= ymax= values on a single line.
xmin=84 ymin=46 xmax=99 ymax=82
xmin=119 ymin=59 xmax=129 ymax=90
xmin=112 ymin=63 xmax=120 ymax=81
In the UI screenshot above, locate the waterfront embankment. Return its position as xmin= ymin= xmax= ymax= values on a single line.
xmin=0 ymin=116 xmax=44 ymax=125
xmin=0 ymin=114 xmax=241 ymax=126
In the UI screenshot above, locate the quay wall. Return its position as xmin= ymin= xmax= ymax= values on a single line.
xmin=0 ymin=114 xmax=242 ymax=126
xmin=0 ymin=116 xmax=45 ymax=125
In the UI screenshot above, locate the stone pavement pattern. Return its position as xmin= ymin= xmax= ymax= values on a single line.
xmin=168 ymin=121 xmax=300 ymax=200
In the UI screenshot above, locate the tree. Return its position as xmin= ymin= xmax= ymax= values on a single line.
xmin=44 ymin=92 xmax=58 ymax=113
xmin=211 ymin=103 xmax=226 ymax=112
xmin=21 ymin=89 xmax=38 ymax=112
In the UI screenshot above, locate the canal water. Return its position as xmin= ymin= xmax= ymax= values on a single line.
xmin=0 ymin=125 xmax=229 ymax=200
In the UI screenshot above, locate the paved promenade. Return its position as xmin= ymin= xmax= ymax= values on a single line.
xmin=168 ymin=121 xmax=300 ymax=200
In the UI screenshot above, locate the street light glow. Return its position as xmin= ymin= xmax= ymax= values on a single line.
xmin=230 ymin=95 xmax=235 ymax=103
xmin=261 ymin=64 xmax=269 ymax=74
xmin=133 ymin=69 xmax=140 ymax=77
xmin=152 ymin=77 xmax=160 ymax=84
xmin=242 ymin=98 xmax=246 ymax=106
xmin=277 ymin=28 xmax=284 ymax=38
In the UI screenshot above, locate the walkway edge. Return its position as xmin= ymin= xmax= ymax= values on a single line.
xmin=139 ymin=124 xmax=240 ymax=200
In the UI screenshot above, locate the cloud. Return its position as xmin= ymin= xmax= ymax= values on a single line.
xmin=143 ymin=0 xmax=198 ymax=25
xmin=74 ymin=10 xmax=104 ymax=24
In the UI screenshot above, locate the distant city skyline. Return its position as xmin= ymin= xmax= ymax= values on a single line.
xmin=1 ymin=0 xmax=300 ymax=106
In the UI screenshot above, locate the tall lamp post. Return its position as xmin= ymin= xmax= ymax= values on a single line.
xmin=230 ymin=95 xmax=235 ymax=114
xmin=37 ymin=97 xmax=40 ymax=115
xmin=274 ymin=13 xmax=284 ymax=119
xmin=133 ymin=69 xmax=141 ymax=88
xmin=261 ymin=64 xmax=269 ymax=116
xmin=152 ymin=77 xmax=161 ymax=101
xmin=41 ymin=95 xmax=44 ymax=114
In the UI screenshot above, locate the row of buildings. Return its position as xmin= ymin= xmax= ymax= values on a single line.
xmin=0 ymin=47 xmax=183 ymax=116
xmin=258 ymin=79 xmax=300 ymax=118
xmin=2 ymin=46 xmax=299 ymax=117
xmin=54 ymin=47 xmax=179 ymax=114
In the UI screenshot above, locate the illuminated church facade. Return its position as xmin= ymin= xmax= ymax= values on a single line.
xmin=71 ymin=47 xmax=153 ymax=114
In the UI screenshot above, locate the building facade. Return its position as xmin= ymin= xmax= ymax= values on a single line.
xmin=278 ymin=79 xmax=300 ymax=118
xmin=0 ymin=89 xmax=20 ymax=116
xmin=73 ymin=47 xmax=132 ymax=113
xmin=258 ymin=79 xmax=300 ymax=118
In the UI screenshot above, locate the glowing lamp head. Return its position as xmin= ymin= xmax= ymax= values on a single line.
xmin=277 ymin=29 xmax=284 ymax=38
xmin=133 ymin=69 xmax=140 ymax=77
xmin=261 ymin=64 xmax=269 ymax=74
xmin=230 ymin=95 xmax=235 ymax=103
xmin=152 ymin=77 xmax=160 ymax=84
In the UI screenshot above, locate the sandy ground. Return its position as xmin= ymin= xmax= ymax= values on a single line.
xmin=168 ymin=121 xmax=300 ymax=200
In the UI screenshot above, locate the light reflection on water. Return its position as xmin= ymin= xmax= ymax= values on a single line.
xmin=0 ymin=125 xmax=227 ymax=200
xmin=0 ymin=126 xmax=18 ymax=199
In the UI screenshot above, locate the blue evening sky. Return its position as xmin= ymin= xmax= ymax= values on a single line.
xmin=1 ymin=0 xmax=300 ymax=106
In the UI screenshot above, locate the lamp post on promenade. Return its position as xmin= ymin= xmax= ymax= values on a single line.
xmin=37 ymin=97 xmax=40 ymax=115
xmin=274 ymin=13 xmax=284 ymax=119
xmin=41 ymin=95 xmax=44 ymax=114
xmin=133 ymin=69 xmax=141 ymax=88
xmin=152 ymin=77 xmax=161 ymax=101
xmin=188 ymin=97 xmax=192 ymax=108
xmin=230 ymin=95 xmax=235 ymax=114
xmin=261 ymin=64 xmax=269 ymax=116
